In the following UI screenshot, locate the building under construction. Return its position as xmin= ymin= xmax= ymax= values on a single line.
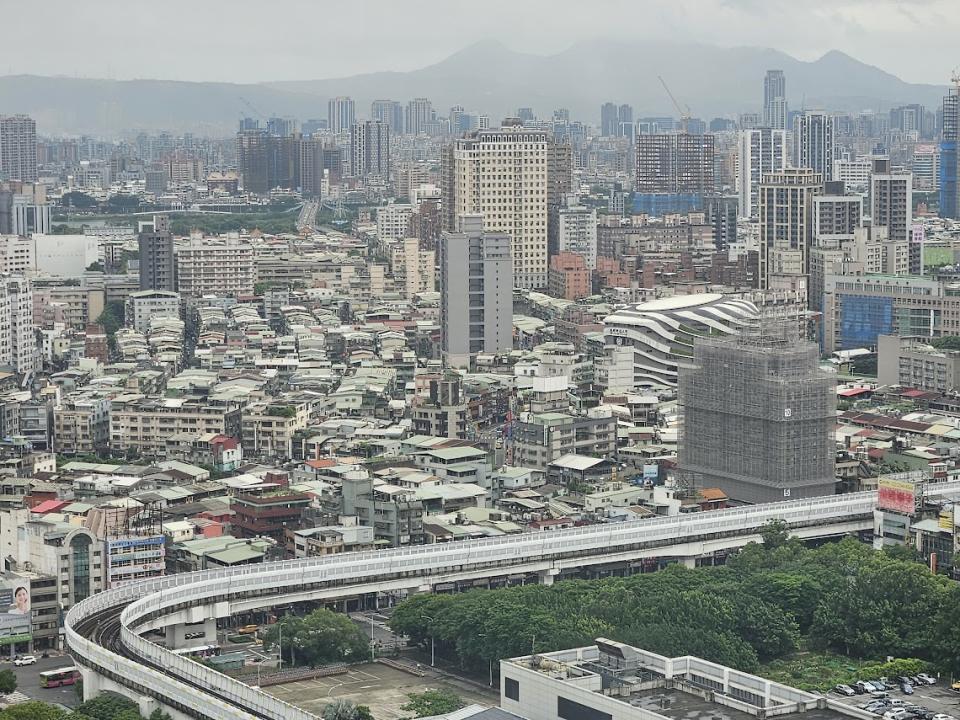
xmin=677 ymin=319 xmax=836 ymax=504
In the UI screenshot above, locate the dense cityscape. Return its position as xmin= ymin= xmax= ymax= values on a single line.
xmin=2 ymin=5 xmax=960 ymax=720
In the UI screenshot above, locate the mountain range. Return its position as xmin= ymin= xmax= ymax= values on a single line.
xmin=0 ymin=39 xmax=950 ymax=136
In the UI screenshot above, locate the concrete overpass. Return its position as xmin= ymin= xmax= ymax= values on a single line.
xmin=64 ymin=483 xmax=960 ymax=720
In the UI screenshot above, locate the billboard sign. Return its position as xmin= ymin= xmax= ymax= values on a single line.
xmin=0 ymin=576 xmax=31 ymax=646
xmin=878 ymin=478 xmax=918 ymax=516
xmin=642 ymin=464 xmax=659 ymax=483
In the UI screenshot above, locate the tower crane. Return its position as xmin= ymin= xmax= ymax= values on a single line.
xmin=658 ymin=75 xmax=691 ymax=134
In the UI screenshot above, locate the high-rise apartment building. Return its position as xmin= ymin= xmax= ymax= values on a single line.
xmin=758 ymin=168 xmax=823 ymax=292
xmin=940 ymin=84 xmax=959 ymax=218
xmin=405 ymin=98 xmax=434 ymax=136
xmin=635 ymin=133 xmax=715 ymax=203
xmin=138 ymin=215 xmax=176 ymax=292
xmin=795 ymin=111 xmax=835 ymax=181
xmin=298 ymin=136 xmax=324 ymax=197
xmin=0 ymin=275 xmax=36 ymax=374
xmin=371 ymin=100 xmax=404 ymax=134
xmin=737 ymin=127 xmax=787 ymax=218
xmin=704 ymin=194 xmax=739 ymax=251
xmin=813 ymin=181 xmax=863 ymax=249
xmin=442 ymin=124 xmax=560 ymax=289
xmin=350 ymin=121 xmax=390 ymax=178
xmin=678 ymin=324 xmax=836 ymax=504
xmin=762 ymin=70 xmax=788 ymax=130
xmin=327 ymin=96 xmax=355 ymax=134
xmin=439 ymin=215 xmax=513 ymax=369
xmin=557 ymin=205 xmax=598 ymax=270
xmin=0 ymin=115 xmax=38 ymax=183
xmin=870 ymin=157 xmax=915 ymax=272
xmin=175 ymin=236 xmax=255 ymax=298
xmin=236 ymin=129 xmax=271 ymax=194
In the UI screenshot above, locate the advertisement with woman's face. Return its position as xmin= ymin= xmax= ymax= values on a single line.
xmin=0 ymin=577 xmax=31 ymax=645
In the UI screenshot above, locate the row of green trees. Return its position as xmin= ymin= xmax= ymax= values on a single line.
xmin=389 ymin=526 xmax=960 ymax=679
xmin=0 ymin=692 xmax=170 ymax=719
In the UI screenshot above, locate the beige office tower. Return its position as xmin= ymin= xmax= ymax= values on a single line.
xmin=442 ymin=124 xmax=568 ymax=289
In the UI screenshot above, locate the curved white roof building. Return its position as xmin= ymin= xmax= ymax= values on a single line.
xmin=602 ymin=294 xmax=759 ymax=388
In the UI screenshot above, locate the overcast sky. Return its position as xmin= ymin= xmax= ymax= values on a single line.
xmin=2 ymin=0 xmax=955 ymax=85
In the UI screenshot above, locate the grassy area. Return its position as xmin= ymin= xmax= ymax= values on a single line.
xmin=924 ymin=246 xmax=954 ymax=268
xmin=760 ymin=650 xmax=874 ymax=691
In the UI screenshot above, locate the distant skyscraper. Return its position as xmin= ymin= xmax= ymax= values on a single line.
xmin=236 ymin=129 xmax=271 ymax=194
xmin=327 ymin=96 xmax=355 ymax=134
xmin=442 ymin=124 xmax=565 ymax=289
xmin=266 ymin=117 xmax=297 ymax=137
xmin=405 ymin=98 xmax=434 ymax=136
xmin=738 ymin=127 xmax=787 ymax=218
xmin=517 ymin=107 xmax=535 ymax=123
xmin=439 ymin=214 xmax=513 ymax=369
xmin=138 ymin=215 xmax=176 ymax=292
xmin=941 ymin=84 xmax=959 ymax=219
xmin=298 ymin=136 xmax=324 ymax=197
xmin=763 ymin=70 xmax=787 ymax=130
xmin=795 ymin=111 xmax=836 ymax=181
xmin=870 ymin=157 xmax=915 ymax=272
xmin=678 ymin=322 xmax=835 ymax=504
xmin=0 ymin=115 xmax=38 ymax=183
xmin=371 ymin=100 xmax=404 ymax=134
xmin=759 ymin=168 xmax=823 ymax=292
xmin=350 ymin=120 xmax=390 ymax=178
xmin=449 ymin=106 xmax=471 ymax=137
xmin=600 ymin=103 xmax=618 ymax=136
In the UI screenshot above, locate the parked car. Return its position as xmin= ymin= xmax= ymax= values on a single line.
xmin=885 ymin=710 xmax=909 ymax=720
xmin=901 ymin=684 xmax=914 ymax=695
xmin=932 ymin=714 xmax=955 ymax=720
xmin=856 ymin=682 xmax=873 ymax=694
xmin=916 ymin=674 xmax=936 ymax=685
xmin=835 ymin=685 xmax=857 ymax=696
xmin=13 ymin=655 xmax=35 ymax=666
xmin=870 ymin=682 xmax=888 ymax=692
xmin=871 ymin=692 xmax=891 ymax=699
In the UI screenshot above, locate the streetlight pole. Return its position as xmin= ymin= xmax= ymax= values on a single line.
xmin=421 ymin=613 xmax=435 ymax=667
xmin=278 ymin=621 xmax=283 ymax=671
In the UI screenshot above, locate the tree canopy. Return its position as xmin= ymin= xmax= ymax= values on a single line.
xmin=389 ymin=533 xmax=953 ymax=680
xmin=0 ymin=669 xmax=16 ymax=695
xmin=261 ymin=608 xmax=370 ymax=667
xmin=0 ymin=702 xmax=67 ymax=720
xmin=4 ymin=693 xmax=174 ymax=720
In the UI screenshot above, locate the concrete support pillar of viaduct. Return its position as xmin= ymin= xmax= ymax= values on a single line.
xmin=79 ymin=666 xmax=101 ymax=701
xmin=165 ymin=617 xmax=218 ymax=649
xmin=680 ymin=557 xmax=697 ymax=569
xmin=539 ymin=569 xmax=559 ymax=586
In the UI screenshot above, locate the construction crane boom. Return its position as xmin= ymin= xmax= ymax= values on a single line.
xmin=658 ymin=75 xmax=691 ymax=133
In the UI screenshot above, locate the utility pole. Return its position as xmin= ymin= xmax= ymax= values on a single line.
xmin=278 ymin=621 xmax=283 ymax=671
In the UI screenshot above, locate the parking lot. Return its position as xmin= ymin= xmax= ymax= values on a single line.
xmin=832 ymin=679 xmax=960 ymax=719
xmin=264 ymin=662 xmax=498 ymax=720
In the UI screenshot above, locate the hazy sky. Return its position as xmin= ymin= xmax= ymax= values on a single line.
xmin=2 ymin=0 xmax=955 ymax=85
